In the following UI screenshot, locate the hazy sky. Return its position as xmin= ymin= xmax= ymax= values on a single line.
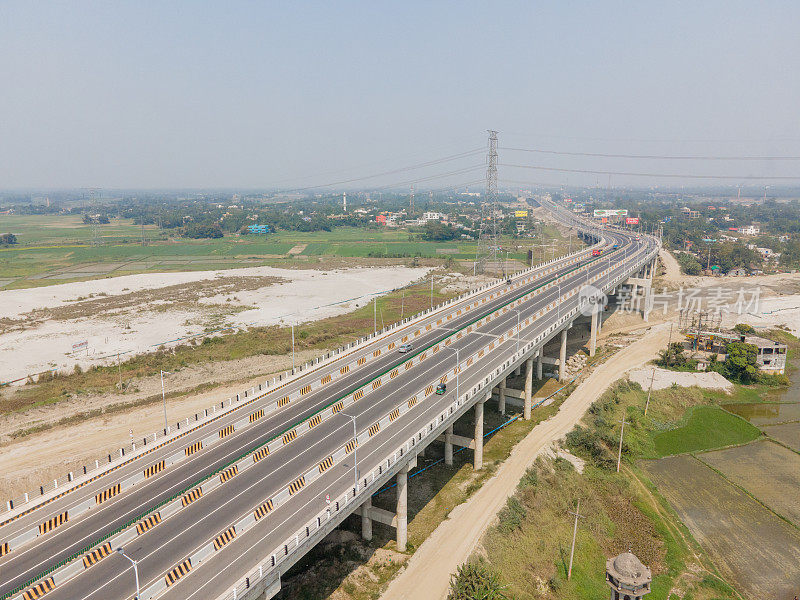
xmin=2 ymin=2 xmax=799 ymax=190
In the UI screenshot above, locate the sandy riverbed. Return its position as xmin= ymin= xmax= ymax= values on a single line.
xmin=0 ymin=265 xmax=432 ymax=383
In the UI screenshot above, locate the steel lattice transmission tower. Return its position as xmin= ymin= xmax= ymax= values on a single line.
xmin=475 ymin=130 xmax=499 ymax=274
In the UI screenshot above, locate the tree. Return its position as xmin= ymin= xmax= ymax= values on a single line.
xmin=733 ymin=323 xmax=755 ymax=335
xmin=0 ymin=233 xmax=17 ymax=245
xmin=183 ymin=223 xmax=223 ymax=239
xmin=448 ymin=561 xmax=507 ymax=600
xmin=723 ymin=342 xmax=759 ymax=383
xmin=422 ymin=221 xmax=460 ymax=241
xmin=677 ymin=252 xmax=701 ymax=275
xmin=657 ymin=342 xmax=687 ymax=368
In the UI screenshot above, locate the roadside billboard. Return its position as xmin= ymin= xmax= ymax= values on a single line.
xmin=593 ymin=209 xmax=628 ymax=217
xmin=625 ymin=217 xmax=639 ymax=225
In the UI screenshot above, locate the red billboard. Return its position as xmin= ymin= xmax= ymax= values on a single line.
xmin=625 ymin=217 xmax=639 ymax=225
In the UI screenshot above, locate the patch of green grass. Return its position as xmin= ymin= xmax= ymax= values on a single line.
xmin=651 ymin=406 xmax=761 ymax=457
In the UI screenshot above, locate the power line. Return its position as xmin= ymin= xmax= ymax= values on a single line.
xmin=502 ymin=131 xmax=800 ymax=144
xmin=367 ymin=165 xmax=485 ymax=191
xmin=277 ymin=149 xmax=485 ymax=193
xmin=501 ymin=147 xmax=800 ymax=160
xmin=500 ymin=163 xmax=800 ymax=180
xmin=262 ymin=138 xmax=484 ymax=187
xmin=500 ymin=178 xmax=577 ymax=189
xmin=421 ymin=178 xmax=486 ymax=194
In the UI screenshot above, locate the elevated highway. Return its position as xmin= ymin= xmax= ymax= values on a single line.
xmin=0 ymin=201 xmax=659 ymax=600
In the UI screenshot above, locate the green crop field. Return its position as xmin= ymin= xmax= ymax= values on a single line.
xmin=0 ymin=214 xmax=568 ymax=288
xmin=0 ymin=214 xmax=159 ymax=246
xmin=652 ymin=405 xmax=761 ymax=456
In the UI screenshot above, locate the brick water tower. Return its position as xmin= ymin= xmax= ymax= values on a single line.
xmin=606 ymin=551 xmax=651 ymax=600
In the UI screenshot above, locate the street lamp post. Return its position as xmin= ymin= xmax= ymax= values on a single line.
xmin=343 ymin=413 xmax=358 ymax=491
xmin=160 ymin=370 xmax=170 ymax=431
xmin=514 ymin=309 xmax=521 ymax=352
xmin=116 ymin=548 xmax=140 ymax=600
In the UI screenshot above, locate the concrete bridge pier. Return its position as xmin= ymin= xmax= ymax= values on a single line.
xmin=524 ymin=357 xmax=533 ymax=420
xmin=361 ymin=497 xmax=372 ymax=541
xmin=498 ymin=377 xmax=507 ymax=415
xmin=396 ymin=463 xmax=409 ymax=551
xmin=559 ymin=327 xmax=569 ymax=382
xmin=536 ymin=348 xmax=543 ymax=380
xmin=444 ymin=424 xmax=454 ymax=466
xmin=589 ymin=307 xmax=599 ymax=357
xmin=473 ymin=393 xmax=487 ymax=470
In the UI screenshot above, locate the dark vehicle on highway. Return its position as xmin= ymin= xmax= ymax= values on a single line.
xmin=436 ymin=382 xmax=446 ymax=394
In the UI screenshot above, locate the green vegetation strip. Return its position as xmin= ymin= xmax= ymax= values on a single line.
xmin=6 ymin=245 xmax=623 ymax=598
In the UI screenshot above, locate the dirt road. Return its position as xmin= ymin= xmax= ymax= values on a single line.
xmin=659 ymin=249 xmax=684 ymax=285
xmin=379 ymin=322 xmax=672 ymax=600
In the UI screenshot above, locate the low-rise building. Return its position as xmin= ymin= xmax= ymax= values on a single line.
xmin=748 ymin=334 xmax=787 ymax=374
xmin=738 ymin=225 xmax=760 ymax=235
xmin=684 ymin=331 xmax=787 ymax=374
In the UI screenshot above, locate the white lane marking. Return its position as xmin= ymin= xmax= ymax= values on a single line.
xmin=3 ymin=257 xmax=546 ymax=537
xmin=64 ymin=289 xmax=565 ymax=600
xmin=11 ymin=250 xmax=613 ymax=594
xmin=63 ymin=307 xmax=553 ymax=600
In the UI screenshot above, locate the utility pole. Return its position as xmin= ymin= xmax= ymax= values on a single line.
xmin=616 ymin=417 xmax=629 ymax=473
xmin=373 ymin=297 xmax=377 ymax=334
xmin=644 ymin=367 xmax=656 ymax=416
xmin=291 ymin=323 xmax=295 ymax=372
xmin=665 ymin=322 xmax=674 ymax=367
xmin=567 ymin=499 xmax=584 ymax=580
xmin=430 ymin=273 xmax=434 ymax=309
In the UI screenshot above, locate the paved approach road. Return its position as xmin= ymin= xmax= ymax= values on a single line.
xmin=158 ymin=229 xmax=652 ymax=600
xmin=0 ymin=225 xmax=624 ymax=599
